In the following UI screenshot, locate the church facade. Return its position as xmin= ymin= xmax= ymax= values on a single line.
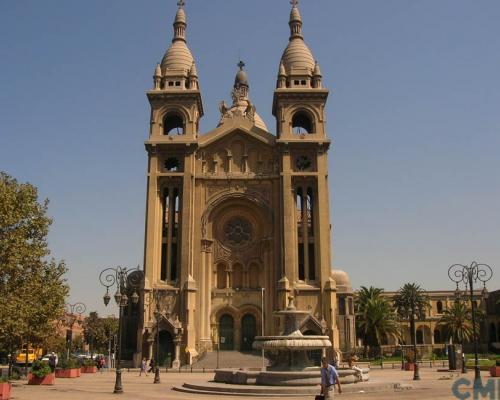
xmin=136 ymin=1 xmax=355 ymax=367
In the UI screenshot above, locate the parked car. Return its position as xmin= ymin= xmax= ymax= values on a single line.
xmin=15 ymin=347 xmax=43 ymax=365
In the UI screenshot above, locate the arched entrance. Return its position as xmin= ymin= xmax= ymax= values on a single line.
xmin=241 ymin=314 xmax=257 ymax=351
xmin=158 ymin=330 xmax=174 ymax=367
xmin=219 ymin=314 xmax=234 ymax=350
xmin=434 ymin=329 xmax=442 ymax=344
xmin=416 ymin=328 xmax=424 ymax=345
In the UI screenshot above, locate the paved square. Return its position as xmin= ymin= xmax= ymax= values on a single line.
xmin=7 ymin=368 xmax=494 ymax=400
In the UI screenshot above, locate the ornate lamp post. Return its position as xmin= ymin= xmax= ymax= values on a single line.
xmin=448 ymin=261 xmax=492 ymax=386
xmin=62 ymin=302 xmax=86 ymax=358
xmin=99 ymin=266 xmax=142 ymax=394
xmin=144 ymin=289 xmax=163 ymax=384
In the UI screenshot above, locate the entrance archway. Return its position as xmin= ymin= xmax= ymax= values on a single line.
xmin=241 ymin=314 xmax=257 ymax=351
xmin=158 ymin=330 xmax=174 ymax=367
xmin=416 ymin=328 xmax=424 ymax=345
xmin=219 ymin=314 xmax=234 ymax=350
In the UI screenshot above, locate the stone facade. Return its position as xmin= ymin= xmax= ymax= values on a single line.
xmin=135 ymin=2 xmax=351 ymax=367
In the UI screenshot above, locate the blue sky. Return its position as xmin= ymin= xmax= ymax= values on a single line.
xmin=0 ymin=0 xmax=499 ymax=316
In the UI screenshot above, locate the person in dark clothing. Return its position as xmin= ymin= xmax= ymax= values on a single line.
xmin=48 ymin=353 xmax=57 ymax=372
xmin=148 ymin=358 xmax=155 ymax=373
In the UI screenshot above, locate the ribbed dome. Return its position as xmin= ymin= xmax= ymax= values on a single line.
xmin=281 ymin=38 xmax=315 ymax=73
xmin=161 ymin=40 xmax=194 ymax=73
xmin=331 ymin=269 xmax=352 ymax=289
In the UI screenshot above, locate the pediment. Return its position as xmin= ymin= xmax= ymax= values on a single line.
xmin=196 ymin=118 xmax=278 ymax=176
xmin=199 ymin=115 xmax=276 ymax=149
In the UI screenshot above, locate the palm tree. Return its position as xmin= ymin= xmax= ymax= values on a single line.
xmin=356 ymin=286 xmax=398 ymax=358
xmin=438 ymin=302 xmax=474 ymax=344
xmin=393 ymin=283 xmax=430 ymax=380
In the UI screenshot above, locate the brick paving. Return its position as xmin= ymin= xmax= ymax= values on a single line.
xmin=6 ymin=368 xmax=496 ymax=399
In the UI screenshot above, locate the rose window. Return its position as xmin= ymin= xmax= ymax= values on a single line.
xmin=223 ymin=217 xmax=252 ymax=247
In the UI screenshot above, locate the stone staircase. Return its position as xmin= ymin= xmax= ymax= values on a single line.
xmin=191 ymin=351 xmax=269 ymax=370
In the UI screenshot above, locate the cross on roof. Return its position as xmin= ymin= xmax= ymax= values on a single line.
xmin=237 ymin=60 xmax=245 ymax=70
xmin=290 ymin=0 xmax=299 ymax=7
xmin=177 ymin=0 xmax=185 ymax=8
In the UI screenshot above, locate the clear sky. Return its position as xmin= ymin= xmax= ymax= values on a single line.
xmin=1 ymin=0 xmax=499 ymax=316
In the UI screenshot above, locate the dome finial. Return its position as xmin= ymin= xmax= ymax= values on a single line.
xmin=173 ymin=0 xmax=187 ymax=42
xmin=237 ymin=60 xmax=245 ymax=71
xmin=289 ymin=0 xmax=303 ymax=39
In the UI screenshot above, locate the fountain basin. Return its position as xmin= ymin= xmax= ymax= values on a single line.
xmin=253 ymin=335 xmax=331 ymax=350
xmin=214 ymin=368 xmax=370 ymax=386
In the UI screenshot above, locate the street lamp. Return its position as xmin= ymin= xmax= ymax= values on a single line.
xmin=448 ymin=261 xmax=493 ymax=387
xmin=99 ymin=266 xmax=142 ymax=394
xmin=144 ymin=289 xmax=163 ymax=384
xmin=62 ymin=302 xmax=86 ymax=358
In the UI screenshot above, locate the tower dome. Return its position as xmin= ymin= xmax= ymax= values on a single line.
xmin=160 ymin=1 xmax=194 ymax=74
xmin=279 ymin=1 xmax=316 ymax=75
xmin=331 ymin=269 xmax=353 ymax=292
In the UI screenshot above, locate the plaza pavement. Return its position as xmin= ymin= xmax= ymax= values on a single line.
xmin=6 ymin=368 xmax=494 ymax=400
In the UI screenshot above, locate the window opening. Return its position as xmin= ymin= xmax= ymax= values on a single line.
xmin=292 ymin=112 xmax=314 ymax=134
xmin=164 ymin=114 xmax=184 ymax=135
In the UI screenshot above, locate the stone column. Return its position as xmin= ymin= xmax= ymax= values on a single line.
xmin=172 ymin=334 xmax=181 ymax=369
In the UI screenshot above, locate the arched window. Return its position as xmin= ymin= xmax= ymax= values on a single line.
xmin=416 ymin=327 xmax=424 ymax=344
xmin=292 ymin=111 xmax=314 ymax=134
xmin=164 ymin=157 xmax=181 ymax=172
xmin=163 ymin=113 xmax=184 ymax=135
xmin=249 ymin=263 xmax=260 ymax=289
xmin=161 ymin=186 xmax=181 ymax=282
xmin=436 ymin=301 xmax=443 ymax=314
xmin=232 ymin=263 xmax=243 ymax=289
xmin=217 ymin=263 xmax=227 ymax=289
xmin=490 ymin=323 xmax=497 ymax=343
xmin=434 ymin=329 xmax=442 ymax=344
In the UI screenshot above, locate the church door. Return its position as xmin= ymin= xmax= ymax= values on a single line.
xmin=219 ymin=314 xmax=234 ymax=350
xmin=241 ymin=314 xmax=257 ymax=351
xmin=158 ymin=330 xmax=174 ymax=367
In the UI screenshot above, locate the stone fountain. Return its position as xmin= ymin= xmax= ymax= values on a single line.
xmin=174 ymin=298 xmax=375 ymax=396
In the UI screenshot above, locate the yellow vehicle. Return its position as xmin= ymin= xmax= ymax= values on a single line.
xmin=15 ymin=346 xmax=43 ymax=365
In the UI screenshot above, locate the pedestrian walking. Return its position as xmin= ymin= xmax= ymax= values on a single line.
xmin=148 ymin=358 xmax=155 ymax=373
xmin=317 ymin=357 xmax=342 ymax=399
xmin=139 ymin=357 xmax=148 ymax=377
xmin=48 ymin=352 xmax=57 ymax=372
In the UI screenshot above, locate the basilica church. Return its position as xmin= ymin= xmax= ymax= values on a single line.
xmin=134 ymin=1 xmax=355 ymax=367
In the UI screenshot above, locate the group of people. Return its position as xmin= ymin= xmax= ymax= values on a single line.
xmin=139 ymin=357 xmax=156 ymax=376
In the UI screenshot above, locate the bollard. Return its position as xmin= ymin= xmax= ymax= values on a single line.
xmin=203 ymin=367 xmax=205 ymax=373
xmin=191 ymin=366 xmax=193 ymax=373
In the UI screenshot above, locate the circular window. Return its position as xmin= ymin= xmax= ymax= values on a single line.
xmin=296 ymin=155 xmax=312 ymax=171
xmin=223 ymin=217 xmax=252 ymax=247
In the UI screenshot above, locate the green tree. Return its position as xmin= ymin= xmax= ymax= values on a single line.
xmin=438 ymin=301 xmax=476 ymax=344
xmin=0 ymin=172 xmax=68 ymax=359
xmin=393 ymin=283 xmax=430 ymax=379
xmin=355 ymin=286 xmax=398 ymax=357
xmin=83 ymin=312 xmax=118 ymax=354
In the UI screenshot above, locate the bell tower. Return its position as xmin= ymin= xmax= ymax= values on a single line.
xmin=141 ymin=0 xmax=203 ymax=367
xmin=274 ymin=0 xmax=339 ymax=353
